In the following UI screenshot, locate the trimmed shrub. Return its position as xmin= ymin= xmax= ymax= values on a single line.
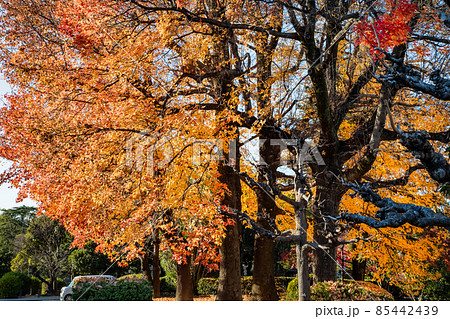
xmin=284 ymin=278 xmax=394 ymax=301
xmin=275 ymin=277 xmax=296 ymax=298
xmin=16 ymin=272 xmax=31 ymax=295
xmin=118 ymin=273 xmax=146 ymax=281
xmin=72 ymin=279 xmax=152 ymax=301
xmin=0 ymin=272 xmax=22 ymax=298
xmin=0 ymin=271 xmax=31 ymax=298
xmin=285 ymin=277 xmax=299 ymax=301
xmin=197 ymin=278 xmax=219 ymax=295
xmin=241 ymin=276 xmax=253 ymax=295
xmin=119 ymin=273 xmax=178 ymax=297
xmin=196 ymin=276 xmax=296 ymax=297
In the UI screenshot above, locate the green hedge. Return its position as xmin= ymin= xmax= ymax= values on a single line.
xmin=275 ymin=277 xmax=296 ymax=298
xmin=197 ymin=276 xmax=296 ymax=296
xmin=422 ymin=262 xmax=450 ymax=300
xmin=197 ymin=278 xmax=219 ymax=295
xmin=118 ymin=274 xmax=176 ymax=297
xmin=118 ymin=273 xmax=146 ymax=281
xmin=241 ymin=276 xmax=253 ymax=295
xmin=72 ymin=279 xmax=152 ymax=301
xmin=0 ymin=272 xmax=31 ymax=298
xmin=285 ymin=278 xmax=394 ymax=301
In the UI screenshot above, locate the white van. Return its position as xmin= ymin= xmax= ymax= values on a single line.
xmin=60 ymin=275 xmax=116 ymax=301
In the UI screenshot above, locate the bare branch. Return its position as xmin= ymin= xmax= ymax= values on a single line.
xmin=129 ymin=0 xmax=301 ymax=40
xmin=363 ymin=164 xmax=424 ymax=189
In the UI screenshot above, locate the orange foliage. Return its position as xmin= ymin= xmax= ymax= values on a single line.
xmin=0 ymin=0 xmax=232 ymax=269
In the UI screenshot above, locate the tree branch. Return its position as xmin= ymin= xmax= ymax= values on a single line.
xmin=363 ymin=164 xmax=424 ymax=189
xmin=334 ymin=62 xmax=379 ymax=131
xmin=129 ymin=1 xmax=300 ymax=40
xmin=381 ymin=56 xmax=450 ymax=101
xmin=400 ymin=131 xmax=450 ymax=184
xmin=341 ymin=183 xmax=450 ymax=231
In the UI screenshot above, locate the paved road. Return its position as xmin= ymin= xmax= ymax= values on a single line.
xmin=0 ymin=295 xmax=60 ymax=301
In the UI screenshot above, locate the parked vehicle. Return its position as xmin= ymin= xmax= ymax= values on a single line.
xmin=60 ymin=275 xmax=116 ymax=301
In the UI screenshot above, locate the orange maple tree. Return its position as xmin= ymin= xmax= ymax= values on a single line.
xmin=0 ymin=0 xmax=231 ymax=277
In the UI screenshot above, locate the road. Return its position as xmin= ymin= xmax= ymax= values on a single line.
xmin=0 ymin=295 xmax=60 ymax=301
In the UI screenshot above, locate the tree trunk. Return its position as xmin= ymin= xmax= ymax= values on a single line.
xmin=295 ymin=168 xmax=311 ymax=301
xmin=352 ymin=257 xmax=366 ymax=281
xmin=251 ymin=121 xmax=281 ymax=301
xmin=141 ymin=251 xmax=152 ymax=283
xmin=312 ymin=173 xmax=344 ymax=283
xmin=49 ymin=274 xmax=56 ymax=295
xmin=251 ymin=232 xmax=278 ymax=300
xmin=176 ymin=256 xmax=193 ymax=301
xmin=216 ymin=222 xmax=242 ymax=300
xmin=298 ymin=245 xmax=311 ymax=301
xmin=206 ymin=0 xmax=243 ymax=300
xmin=251 ymin=175 xmax=279 ymax=300
xmin=216 ymin=139 xmax=243 ymax=301
xmin=152 ymin=230 xmax=161 ymax=298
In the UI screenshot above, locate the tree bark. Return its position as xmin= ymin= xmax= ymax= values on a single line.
xmin=216 ymin=139 xmax=243 ymax=301
xmin=152 ymin=230 xmax=161 ymax=298
xmin=251 ymin=230 xmax=278 ymax=300
xmin=297 ymin=245 xmax=311 ymax=300
xmin=141 ymin=251 xmax=152 ymax=283
xmin=176 ymin=255 xmax=193 ymax=301
xmin=251 ymin=118 xmax=282 ymax=300
xmin=352 ymin=258 xmax=366 ymax=281
xmin=251 ymin=165 xmax=279 ymax=300
xmin=216 ymin=221 xmax=242 ymax=300
xmin=294 ymin=166 xmax=311 ymax=301
xmin=312 ymin=173 xmax=344 ymax=283
xmin=49 ymin=273 xmax=56 ymax=295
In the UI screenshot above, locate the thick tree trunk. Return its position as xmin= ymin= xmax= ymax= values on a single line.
xmin=141 ymin=251 xmax=152 ymax=283
xmin=152 ymin=230 xmax=161 ymax=298
xmin=312 ymin=173 xmax=344 ymax=283
xmin=216 ymin=139 xmax=243 ymax=301
xmin=251 ymin=121 xmax=281 ymax=301
xmin=251 ymin=232 xmax=278 ymax=300
xmin=251 ymin=177 xmax=279 ymax=300
xmin=312 ymin=240 xmax=337 ymax=283
xmin=176 ymin=256 xmax=193 ymax=301
xmin=216 ymin=222 xmax=242 ymax=300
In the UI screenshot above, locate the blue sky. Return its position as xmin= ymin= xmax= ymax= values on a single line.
xmin=0 ymin=76 xmax=37 ymax=210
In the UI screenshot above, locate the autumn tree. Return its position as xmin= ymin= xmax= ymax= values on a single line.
xmin=2 ymin=0 xmax=450 ymax=302
xmin=0 ymin=0 xmax=230 ymax=300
